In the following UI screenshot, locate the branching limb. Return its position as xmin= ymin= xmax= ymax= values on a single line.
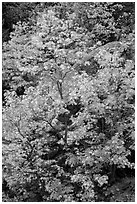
xmin=57 ymin=80 xmax=63 ymax=99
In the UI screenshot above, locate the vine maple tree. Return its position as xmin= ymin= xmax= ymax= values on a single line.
xmin=2 ymin=3 xmax=135 ymax=202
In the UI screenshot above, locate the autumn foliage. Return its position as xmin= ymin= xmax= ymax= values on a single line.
xmin=2 ymin=2 xmax=135 ymax=202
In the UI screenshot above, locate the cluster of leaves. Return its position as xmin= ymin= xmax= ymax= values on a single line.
xmin=53 ymin=2 xmax=135 ymax=44
xmin=2 ymin=2 xmax=59 ymax=42
xmin=2 ymin=3 xmax=135 ymax=202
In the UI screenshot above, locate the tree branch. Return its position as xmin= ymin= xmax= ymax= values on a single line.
xmin=57 ymin=80 xmax=63 ymax=99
